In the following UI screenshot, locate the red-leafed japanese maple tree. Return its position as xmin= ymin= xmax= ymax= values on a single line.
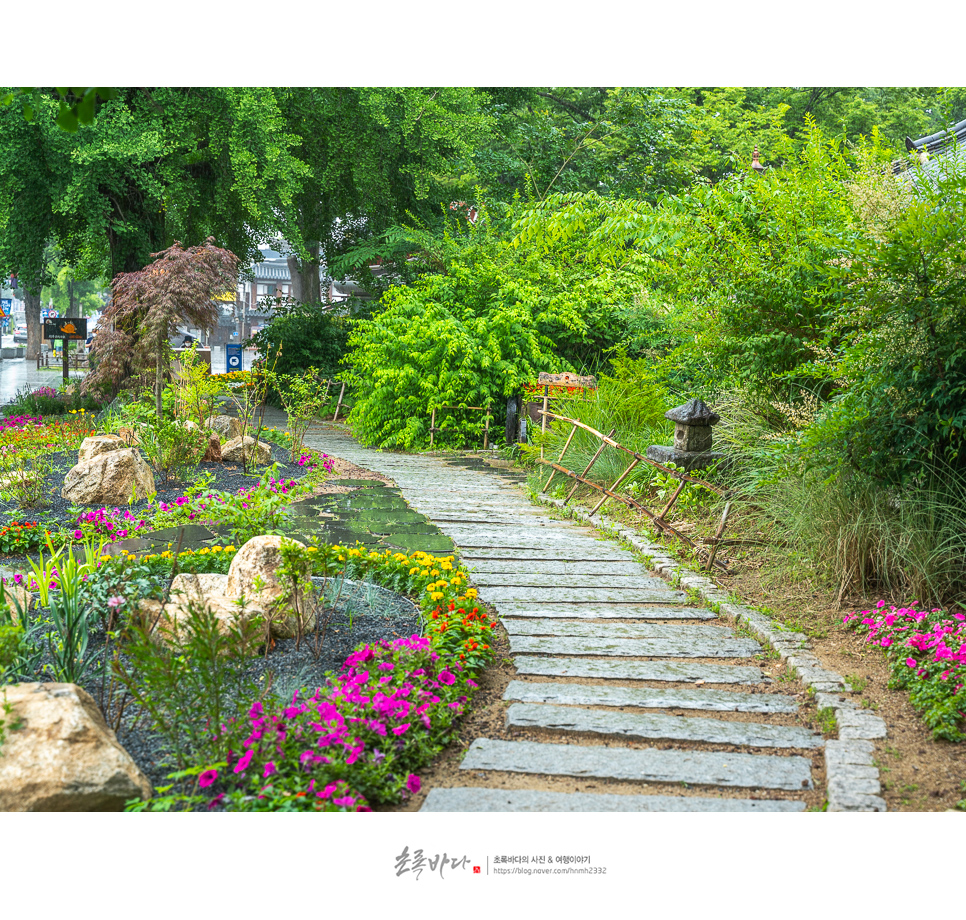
xmin=83 ymin=238 xmax=239 ymax=417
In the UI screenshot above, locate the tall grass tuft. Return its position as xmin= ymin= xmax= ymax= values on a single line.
xmin=717 ymin=393 xmax=966 ymax=607
xmin=525 ymin=354 xmax=673 ymax=494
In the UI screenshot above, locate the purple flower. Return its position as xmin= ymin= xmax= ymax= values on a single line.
xmin=263 ymin=761 xmax=276 ymax=778
xmin=198 ymin=769 xmax=219 ymax=788
xmin=405 ymin=774 xmax=421 ymax=794
xmin=73 ymin=529 xmax=83 ymax=540
xmin=437 ymin=670 xmax=456 ymax=686
xmin=233 ymin=749 xmax=254 ymax=773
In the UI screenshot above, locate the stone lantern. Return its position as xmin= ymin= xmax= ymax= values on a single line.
xmin=646 ymin=398 xmax=725 ymax=472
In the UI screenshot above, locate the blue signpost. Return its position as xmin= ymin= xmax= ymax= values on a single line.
xmin=226 ymin=343 xmax=242 ymax=373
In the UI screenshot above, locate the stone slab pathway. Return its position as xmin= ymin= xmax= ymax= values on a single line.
xmin=301 ymin=426 xmax=823 ymax=812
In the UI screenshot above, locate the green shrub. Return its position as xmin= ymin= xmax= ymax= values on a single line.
xmin=247 ymin=297 xmax=350 ymax=393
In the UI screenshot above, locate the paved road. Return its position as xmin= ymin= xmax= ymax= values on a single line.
xmin=302 ymin=424 xmax=821 ymax=812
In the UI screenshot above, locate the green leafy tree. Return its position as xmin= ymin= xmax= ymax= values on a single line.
xmin=272 ymin=87 xmax=491 ymax=303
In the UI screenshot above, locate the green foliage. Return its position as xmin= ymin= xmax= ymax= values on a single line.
xmin=0 ymin=449 xmax=52 ymax=510
xmin=113 ymin=598 xmax=268 ymax=772
xmin=345 ymin=212 xmax=636 ymax=449
xmin=654 ymin=121 xmax=864 ymax=398
xmin=810 ymin=150 xmax=966 ymax=483
xmin=138 ymin=419 xmax=209 ymax=488
xmin=9 ymin=383 xmax=101 ymax=418
xmin=249 ymin=299 xmax=349 ymax=398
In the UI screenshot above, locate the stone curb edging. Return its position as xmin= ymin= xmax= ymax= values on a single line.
xmin=531 ymin=492 xmax=888 ymax=813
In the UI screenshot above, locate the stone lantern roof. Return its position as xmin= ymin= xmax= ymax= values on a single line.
xmin=665 ymin=399 xmax=720 ymax=427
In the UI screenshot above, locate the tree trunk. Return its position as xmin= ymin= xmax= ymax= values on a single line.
xmin=24 ymin=288 xmax=42 ymax=360
xmin=67 ymin=280 xmax=79 ymax=318
xmin=286 ymin=242 xmax=321 ymax=303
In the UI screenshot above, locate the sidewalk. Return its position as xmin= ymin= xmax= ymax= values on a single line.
xmin=0 ymin=356 xmax=87 ymax=406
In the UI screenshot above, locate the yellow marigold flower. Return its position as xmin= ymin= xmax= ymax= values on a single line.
xmin=409 ymin=567 xmax=418 ymax=575
xmin=465 ymin=588 xmax=478 ymax=599
xmin=338 ymin=555 xmax=345 ymax=562
xmin=430 ymin=592 xmax=444 ymax=601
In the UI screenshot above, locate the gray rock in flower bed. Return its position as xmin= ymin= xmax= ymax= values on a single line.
xmin=0 ymin=682 xmax=153 ymax=811
xmin=150 ymin=538 xmax=317 ymax=646
xmin=226 ymin=535 xmax=316 ymax=639
xmin=61 ymin=447 xmax=156 ymax=505
xmin=221 ymin=435 xmax=271 ymax=465
xmin=206 ymin=414 xmax=245 ymax=441
xmin=154 ymin=572 xmax=271 ymax=651
xmin=77 ymin=433 xmax=127 ymax=464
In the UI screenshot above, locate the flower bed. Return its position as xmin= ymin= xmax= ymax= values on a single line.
xmin=844 ymin=601 xmax=966 ymax=741
xmin=127 ymin=544 xmax=495 ymax=812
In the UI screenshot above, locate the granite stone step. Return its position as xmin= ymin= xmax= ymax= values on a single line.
xmin=503 ymin=680 xmax=798 ymax=713
xmin=494 ymin=602 xmax=715 ymax=620
xmin=509 ymin=635 xmax=761 ymax=658
xmin=460 ymin=739 xmax=814 ymax=791
xmin=507 ymin=702 xmax=823 ymax=749
xmin=503 ymin=619 xmax=734 ymax=641
xmin=466 ymin=560 xmax=653 ymax=576
xmin=420 ymin=787 xmax=807 ymax=812
xmin=512 ymin=656 xmax=766 ymax=684
xmin=481 ymin=587 xmax=687 ymax=604
xmin=460 ymin=547 xmax=638 ymax=562
xmin=472 ymin=573 xmax=674 ymax=589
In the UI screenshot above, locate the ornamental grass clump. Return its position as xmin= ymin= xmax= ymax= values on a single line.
xmin=844 ymin=601 xmax=966 ymax=741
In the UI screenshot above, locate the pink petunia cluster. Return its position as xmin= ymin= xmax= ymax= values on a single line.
xmin=844 ymin=602 xmax=966 ymax=690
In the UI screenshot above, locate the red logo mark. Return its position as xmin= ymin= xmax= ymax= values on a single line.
xmin=473 ymin=866 xmax=481 ymax=874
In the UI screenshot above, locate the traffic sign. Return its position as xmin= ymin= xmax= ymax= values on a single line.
xmin=0 ymin=299 xmax=10 ymax=316
xmin=226 ymin=343 xmax=242 ymax=372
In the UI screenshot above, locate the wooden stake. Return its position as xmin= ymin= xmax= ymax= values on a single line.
xmin=563 ymin=427 xmax=615 ymax=504
xmin=429 ymin=407 xmax=436 ymax=449
xmin=483 ymin=403 xmax=491 ymax=449
xmin=333 ymin=381 xmax=346 ymax=421
xmin=540 ymin=385 xmax=549 ymax=459
xmin=656 ymin=481 xmax=686 ymax=522
xmin=589 ymin=457 xmax=639 ymax=516
xmin=542 ymin=421 xmax=578 ymax=492
xmin=705 ymin=501 xmax=732 ymax=572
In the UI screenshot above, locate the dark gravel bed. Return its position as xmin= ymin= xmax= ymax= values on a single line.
xmin=1 ymin=440 xmax=305 ymax=529
xmin=42 ymin=577 xmax=422 ymax=796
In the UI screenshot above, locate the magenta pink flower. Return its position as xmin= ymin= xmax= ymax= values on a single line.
xmin=392 ymin=723 xmax=411 ymax=735
xmin=263 ymin=761 xmax=276 ymax=778
xmin=198 ymin=769 xmax=219 ymax=788
xmin=405 ymin=774 xmax=421 ymax=794
xmin=906 ymin=658 xmax=917 ymax=668
xmin=234 ymin=749 xmax=254 ymax=773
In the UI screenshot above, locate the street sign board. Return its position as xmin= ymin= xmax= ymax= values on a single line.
xmin=0 ymin=299 xmax=10 ymax=316
xmin=226 ymin=343 xmax=242 ymax=372
xmin=43 ymin=317 xmax=87 ymax=341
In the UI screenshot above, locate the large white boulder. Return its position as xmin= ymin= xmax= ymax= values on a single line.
xmin=221 ymin=436 xmax=272 ymax=466
xmin=205 ymin=415 xmax=245 ymax=441
xmin=0 ymin=683 xmax=153 ymax=812
xmin=61 ymin=447 xmax=156 ymax=505
xmin=77 ymin=434 xmax=126 ymax=464
xmin=226 ymin=536 xmax=316 ymax=639
xmin=154 ymin=572 xmax=269 ymax=651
